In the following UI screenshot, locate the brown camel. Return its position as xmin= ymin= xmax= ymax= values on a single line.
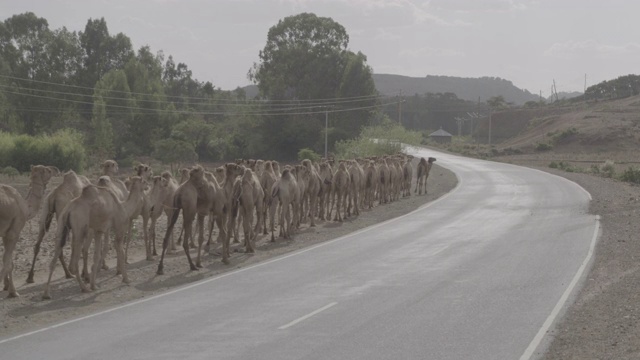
xmin=42 ymin=177 xmax=145 ymax=299
xmin=415 ymin=157 xmax=437 ymax=195
xmin=1 ymin=165 xmax=54 ymax=297
xmin=402 ymin=156 xmax=414 ymax=197
xmin=134 ymin=163 xmax=153 ymax=182
xmin=347 ymin=160 xmax=364 ymax=217
xmin=147 ymin=171 xmax=179 ymax=257
xmin=230 ymin=168 xmax=264 ymax=253
xmin=269 ymin=167 xmax=299 ymax=241
xmin=157 ymin=165 xmax=228 ymax=275
xmin=302 ymin=159 xmax=321 ymax=227
xmin=100 ymin=160 xmax=128 ymax=199
xmin=331 ymin=162 xmax=351 ymax=222
xmin=259 ymin=161 xmax=278 ymax=235
xmin=317 ymin=162 xmax=333 ymax=221
xmin=27 ymin=170 xmax=91 ymax=283
xmin=364 ymin=160 xmax=378 ymax=209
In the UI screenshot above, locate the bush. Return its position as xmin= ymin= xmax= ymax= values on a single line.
xmin=549 ymin=161 xmax=559 ymax=169
xmin=1 ymin=166 xmax=19 ymax=178
xmin=298 ymin=148 xmax=321 ymax=162
xmin=334 ymin=124 xmax=421 ymax=159
xmin=0 ymin=130 xmax=86 ymax=172
xmin=619 ymin=167 xmax=640 ymax=184
xmin=600 ymin=160 xmax=616 ymax=178
xmin=535 ymin=142 xmax=553 ymax=151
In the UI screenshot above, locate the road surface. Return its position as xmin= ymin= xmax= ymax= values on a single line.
xmin=0 ymin=148 xmax=599 ymax=360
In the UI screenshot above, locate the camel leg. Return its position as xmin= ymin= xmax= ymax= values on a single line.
xmin=81 ymin=235 xmax=91 ymax=282
xmin=72 ymin=229 xmax=90 ymax=293
xmin=148 ymin=217 xmax=157 ymax=260
xmin=195 ymin=214 xmax=206 ymax=268
xmin=182 ymin=217 xmax=199 ymax=271
xmin=101 ymin=230 xmax=110 ymax=270
xmin=90 ymin=232 xmax=102 ymax=291
xmin=42 ymin=233 xmax=65 ymax=300
xmin=244 ymin=208 xmax=255 ymax=253
xmin=1 ymin=235 xmax=18 ymax=297
xmin=114 ymin=232 xmax=130 ymax=284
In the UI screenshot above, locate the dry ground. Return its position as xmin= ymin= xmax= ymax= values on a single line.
xmin=0 ymin=161 xmax=456 ymax=340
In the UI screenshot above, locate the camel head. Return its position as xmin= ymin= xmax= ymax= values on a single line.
xmin=428 ymin=157 xmax=436 ymax=163
xmin=101 ymin=160 xmax=119 ymax=177
xmin=161 ymin=171 xmax=173 ymax=181
xmin=241 ymin=167 xmax=254 ymax=182
xmin=29 ymin=165 xmax=55 ymax=187
xmin=255 ymin=159 xmax=264 ymax=172
xmin=224 ymin=163 xmax=242 ymax=179
xmin=135 ymin=163 xmax=153 ymax=181
xmin=188 ymin=165 xmax=207 ymax=186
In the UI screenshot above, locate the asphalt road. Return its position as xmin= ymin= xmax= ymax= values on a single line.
xmin=0 ymin=148 xmax=599 ymax=360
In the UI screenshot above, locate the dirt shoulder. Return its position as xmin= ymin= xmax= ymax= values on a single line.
xmin=0 ymin=162 xmax=457 ymax=339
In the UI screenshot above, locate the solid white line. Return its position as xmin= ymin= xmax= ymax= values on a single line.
xmin=519 ymin=215 xmax=601 ymax=360
xmin=278 ymin=302 xmax=338 ymax=330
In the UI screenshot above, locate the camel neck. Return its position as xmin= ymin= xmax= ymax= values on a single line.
xmin=25 ymin=181 xmax=46 ymax=220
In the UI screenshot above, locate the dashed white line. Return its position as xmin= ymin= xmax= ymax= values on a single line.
xmin=278 ymin=302 xmax=338 ymax=330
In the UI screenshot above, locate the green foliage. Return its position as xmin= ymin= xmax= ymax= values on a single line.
xmin=334 ymin=124 xmax=420 ymax=159
xmin=535 ymin=142 xmax=553 ymax=151
xmin=550 ymin=127 xmax=579 ymax=144
xmin=618 ymin=167 xmax=640 ymax=184
xmin=297 ymin=148 xmax=321 ymax=162
xmin=583 ymin=74 xmax=640 ymax=101
xmin=549 ymin=161 xmax=579 ymax=173
xmin=0 ymin=130 xmax=86 ymax=172
xmin=152 ymin=138 xmax=197 ymax=167
xmin=548 ymin=161 xmax=559 ymax=169
xmin=1 ymin=166 xmax=19 ymax=178
xmin=600 ymin=160 xmax=616 ymax=178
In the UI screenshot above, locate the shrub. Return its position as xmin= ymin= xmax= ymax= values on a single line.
xmin=297 ymin=148 xmax=321 ymax=162
xmin=1 ymin=130 xmax=86 ymax=172
xmin=549 ymin=161 xmax=559 ymax=169
xmin=600 ymin=160 xmax=616 ymax=178
xmin=535 ymin=142 xmax=553 ymax=151
xmin=1 ymin=166 xmax=19 ymax=178
xmin=619 ymin=167 xmax=640 ymax=184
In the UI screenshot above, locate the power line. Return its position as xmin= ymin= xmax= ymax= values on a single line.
xmin=0 ymin=74 xmax=384 ymax=104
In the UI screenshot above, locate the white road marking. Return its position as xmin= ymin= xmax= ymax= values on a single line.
xmin=278 ymin=302 xmax=338 ymax=330
xmin=519 ymin=215 xmax=601 ymax=360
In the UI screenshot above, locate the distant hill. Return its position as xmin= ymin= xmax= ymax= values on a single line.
xmin=373 ymin=74 xmax=540 ymax=105
xmin=241 ymin=74 xmax=541 ymax=105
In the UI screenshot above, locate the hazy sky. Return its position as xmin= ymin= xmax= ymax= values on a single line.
xmin=2 ymin=0 xmax=638 ymax=96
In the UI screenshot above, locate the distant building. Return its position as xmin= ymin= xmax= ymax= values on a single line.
xmin=429 ymin=127 xmax=453 ymax=143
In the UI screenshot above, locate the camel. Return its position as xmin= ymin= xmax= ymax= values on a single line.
xmin=147 ymin=171 xmax=179 ymax=257
xmin=377 ymin=158 xmax=391 ymax=204
xmin=301 ymin=159 xmax=321 ymax=227
xmin=134 ymin=163 xmax=153 ymax=182
xmin=293 ymin=165 xmax=309 ymax=227
xmin=230 ymin=168 xmax=264 ymax=253
xmin=364 ymin=160 xmax=378 ymax=209
xmin=331 ymin=162 xmax=351 ymax=222
xmin=1 ymin=165 xmax=55 ymax=297
xmin=42 ymin=177 xmax=145 ymax=299
xmin=269 ymin=167 xmax=299 ymax=241
xmin=112 ymin=175 xmax=149 ymax=266
xmin=402 ymin=156 xmax=414 ymax=197
xmin=221 ymin=163 xmax=244 ymax=244
xmin=27 ymin=170 xmax=91 ymax=283
xmin=317 ymin=162 xmax=333 ymax=221
xmin=157 ymin=165 xmax=228 ymax=275
xmin=179 ymin=168 xmax=190 ymax=184
xmin=100 ymin=160 xmax=128 ymax=199
xmin=415 ymin=157 xmax=437 ymax=195
xmin=259 ymin=161 xmax=278 ymax=234
xmin=347 ymin=160 xmax=364 ymax=217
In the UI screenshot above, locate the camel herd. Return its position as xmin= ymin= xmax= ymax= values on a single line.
xmin=0 ymin=154 xmax=437 ymax=299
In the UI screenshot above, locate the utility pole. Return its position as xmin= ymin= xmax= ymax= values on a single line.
xmin=324 ymin=108 xmax=329 ymax=159
xmin=584 ymin=74 xmax=587 ymax=93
